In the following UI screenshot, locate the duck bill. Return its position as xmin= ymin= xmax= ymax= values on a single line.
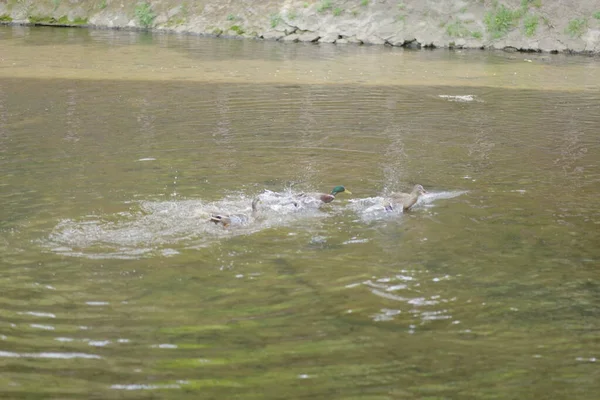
xmin=342 ymin=189 xmax=352 ymax=195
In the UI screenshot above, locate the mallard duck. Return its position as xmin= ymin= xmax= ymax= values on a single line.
xmin=297 ymin=185 xmax=352 ymax=204
xmin=210 ymin=198 xmax=261 ymax=228
xmin=385 ymin=184 xmax=427 ymax=212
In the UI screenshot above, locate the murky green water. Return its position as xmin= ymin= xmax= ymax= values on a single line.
xmin=1 ymin=26 xmax=599 ymax=399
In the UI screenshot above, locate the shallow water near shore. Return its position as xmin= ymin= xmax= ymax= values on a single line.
xmin=0 ymin=26 xmax=599 ymax=399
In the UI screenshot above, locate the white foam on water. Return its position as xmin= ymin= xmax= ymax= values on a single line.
xmin=438 ymin=94 xmax=482 ymax=102
xmin=0 ymin=350 xmax=101 ymax=359
xmin=111 ymin=383 xmax=181 ymax=390
xmin=30 ymin=324 xmax=55 ymax=330
xmin=19 ymin=311 xmax=56 ymax=318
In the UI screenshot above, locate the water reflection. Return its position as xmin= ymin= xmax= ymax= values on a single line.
xmin=64 ymin=86 xmax=80 ymax=142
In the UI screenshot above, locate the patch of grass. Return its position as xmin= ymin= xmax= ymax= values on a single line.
xmin=303 ymin=2 xmax=309 ymax=8
xmin=460 ymin=6 xmax=468 ymax=13
xmin=226 ymin=14 xmax=236 ymax=21
xmin=361 ymin=0 xmax=369 ymax=6
xmin=28 ymin=15 xmax=53 ymax=24
xmin=135 ymin=2 xmax=155 ymax=28
xmin=523 ymin=14 xmax=538 ymax=36
xmin=53 ymin=0 xmax=61 ymax=12
xmin=484 ymin=4 xmax=520 ymax=39
xmin=317 ymin=0 xmax=332 ymax=13
xmin=398 ymin=2 xmax=405 ymax=10
xmin=565 ymin=18 xmax=587 ymax=38
xmin=351 ymin=10 xmax=359 ymax=17
xmin=99 ymin=0 xmax=107 ymax=10
xmin=72 ymin=16 xmax=88 ymax=25
xmin=395 ymin=14 xmax=406 ymax=22
xmin=0 ymin=14 xmax=13 ymax=22
xmin=333 ymin=7 xmax=343 ymax=16
xmin=471 ymin=31 xmax=483 ymax=39
xmin=446 ymin=20 xmax=470 ymax=37
xmin=540 ymin=15 xmax=552 ymax=28
xmin=270 ymin=13 xmax=281 ymax=28
xmin=287 ymin=10 xmax=298 ymax=20
xmin=521 ymin=0 xmax=542 ymax=9
xmin=229 ymin=25 xmax=244 ymax=35
xmin=593 ymin=11 xmax=600 ymax=20
xmin=56 ymin=16 xmax=69 ymax=24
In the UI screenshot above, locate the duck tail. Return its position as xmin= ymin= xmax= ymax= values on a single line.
xmin=251 ymin=197 xmax=261 ymax=214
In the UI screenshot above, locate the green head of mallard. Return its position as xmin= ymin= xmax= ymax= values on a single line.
xmin=330 ymin=185 xmax=351 ymax=196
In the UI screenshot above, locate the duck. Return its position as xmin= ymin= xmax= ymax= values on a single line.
xmin=384 ymin=184 xmax=427 ymax=212
xmin=210 ymin=198 xmax=261 ymax=228
xmin=297 ymin=185 xmax=352 ymax=204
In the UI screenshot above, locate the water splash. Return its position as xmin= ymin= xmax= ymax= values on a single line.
xmin=41 ymin=189 xmax=465 ymax=259
xmin=42 ymin=190 xmax=329 ymax=259
xmin=347 ymin=191 xmax=467 ymax=223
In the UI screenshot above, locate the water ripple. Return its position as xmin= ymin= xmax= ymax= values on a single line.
xmin=0 ymin=350 xmax=101 ymax=359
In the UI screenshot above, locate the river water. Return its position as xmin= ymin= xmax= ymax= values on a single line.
xmin=1 ymin=26 xmax=599 ymax=399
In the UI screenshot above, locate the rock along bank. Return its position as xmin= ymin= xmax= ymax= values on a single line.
xmin=1 ymin=0 xmax=600 ymax=54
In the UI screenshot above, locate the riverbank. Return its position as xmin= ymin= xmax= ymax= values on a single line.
xmin=1 ymin=1 xmax=599 ymax=54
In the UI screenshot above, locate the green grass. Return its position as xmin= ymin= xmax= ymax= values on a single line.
xmin=28 ymin=15 xmax=81 ymax=25
xmin=317 ymin=0 xmax=333 ymax=13
xmin=484 ymin=4 xmax=520 ymax=39
xmin=0 ymin=14 xmax=13 ymax=22
xmin=395 ymin=14 xmax=406 ymax=22
xmin=287 ymin=10 xmax=298 ymax=20
xmin=398 ymin=2 xmax=405 ymax=10
xmin=521 ymin=0 xmax=542 ymax=9
xmin=593 ymin=11 xmax=600 ymax=20
xmin=471 ymin=31 xmax=483 ymax=39
xmin=333 ymin=7 xmax=342 ymax=16
xmin=446 ymin=21 xmax=470 ymax=38
xmin=135 ymin=2 xmax=155 ymax=28
xmin=229 ymin=25 xmax=244 ymax=35
xmin=72 ymin=16 xmax=88 ymax=25
xmin=28 ymin=15 xmax=54 ymax=24
xmin=361 ymin=0 xmax=369 ymax=6
xmin=523 ymin=14 xmax=538 ymax=36
xmin=565 ymin=18 xmax=587 ymax=38
xmin=99 ymin=0 xmax=107 ymax=10
xmin=270 ymin=13 xmax=281 ymax=28
xmin=52 ymin=0 xmax=61 ymax=12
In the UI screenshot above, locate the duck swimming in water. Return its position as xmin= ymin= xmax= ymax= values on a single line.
xmin=385 ymin=184 xmax=427 ymax=212
xmin=297 ymin=185 xmax=352 ymax=205
xmin=210 ymin=198 xmax=261 ymax=228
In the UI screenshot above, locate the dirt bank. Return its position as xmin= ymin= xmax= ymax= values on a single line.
xmin=1 ymin=0 xmax=599 ymax=54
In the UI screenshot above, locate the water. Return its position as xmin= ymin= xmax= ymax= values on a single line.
xmin=1 ymin=26 xmax=599 ymax=399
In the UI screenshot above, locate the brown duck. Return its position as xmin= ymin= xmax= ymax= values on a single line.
xmin=385 ymin=184 xmax=427 ymax=212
